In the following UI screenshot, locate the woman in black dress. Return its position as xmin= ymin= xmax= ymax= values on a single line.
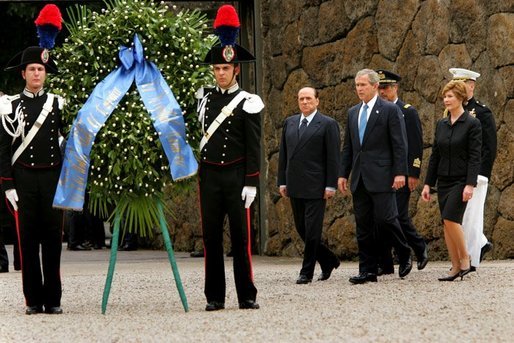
xmin=421 ymin=80 xmax=482 ymax=281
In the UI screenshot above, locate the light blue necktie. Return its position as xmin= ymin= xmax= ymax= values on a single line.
xmin=359 ymin=104 xmax=368 ymax=144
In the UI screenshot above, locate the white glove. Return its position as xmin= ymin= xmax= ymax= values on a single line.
xmin=5 ymin=189 xmax=19 ymax=211
xmin=241 ymin=186 xmax=257 ymax=209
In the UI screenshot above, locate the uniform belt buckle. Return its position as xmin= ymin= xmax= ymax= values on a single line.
xmin=221 ymin=106 xmax=233 ymax=116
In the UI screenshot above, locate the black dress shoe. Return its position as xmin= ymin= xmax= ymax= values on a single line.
xmin=205 ymin=301 xmax=224 ymax=311
xmin=349 ymin=272 xmax=377 ymax=284
xmin=0 ymin=266 xmax=8 ymax=273
xmin=377 ymin=266 xmax=394 ymax=276
xmin=68 ymin=244 xmax=91 ymax=251
xmin=25 ymin=306 xmax=43 ymax=315
xmin=239 ymin=300 xmax=260 ymax=310
xmin=119 ymin=243 xmax=138 ymax=251
xmin=470 ymin=266 xmax=477 ymax=272
xmin=45 ymin=306 xmax=63 ymax=314
xmin=14 ymin=264 xmax=21 ymax=271
xmin=318 ymin=260 xmax=340 ymax=281
xmin=417 ymin=245 xmax=429 ymax=270
xmin=296 ymin=275 xmax=312 ymax=284
xmin=190 ymin=251 xmax=204 ymax=258
xmin=399 ymin=257 xmax=412 ymax=278
xmin=480 ymin=242 xmax=493 ymax=262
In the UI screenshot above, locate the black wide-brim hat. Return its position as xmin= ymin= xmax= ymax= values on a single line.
xmin=203 ymin=43 xmax=255 ymax=64
xmin=5 ymin=46 xmax=58 ymax=73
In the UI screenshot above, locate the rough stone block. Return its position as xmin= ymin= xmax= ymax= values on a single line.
xmin=488 ymin=13 xmax=514 ymax=67
xmin=376 ymin=0 xmax=419 ymax=61
xmin=492 ymin=217 xmax=514 ymax=259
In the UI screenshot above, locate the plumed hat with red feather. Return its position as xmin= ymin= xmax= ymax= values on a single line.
xmin=203 ymin=4 xmax=255 ymax=64
xmin=5 ymin=4 xmax=62 ymax=73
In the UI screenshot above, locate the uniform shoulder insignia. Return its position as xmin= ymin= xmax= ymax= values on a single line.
xmin=413 ymin=158 xmax=421 ymax=168
xmin=242 ymin=93 xmax=265 ymax=114
xmin=403 ymin=104 xmax=411 ymax=109
xmin=476 ymin=100 xmax=487 ymax=108
xmin=0 ymin=94 xmax=18 ymax=116
xmin=195 ymin=87 xmax=205 ymax=99
xmin=196 ymin=86 xmax=215 ymax=100
xmin=56 ymin=95 xmax=66 ymax=110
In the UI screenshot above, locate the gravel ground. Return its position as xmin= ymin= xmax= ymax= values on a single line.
xmin=0 ymin=246 xmax=512 ymax=342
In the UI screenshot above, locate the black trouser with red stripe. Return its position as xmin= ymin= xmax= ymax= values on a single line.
xmin=14 ymin=165 xmax=62 ymax=308
xmin=199 ymin=163 xmax=257 ymax=304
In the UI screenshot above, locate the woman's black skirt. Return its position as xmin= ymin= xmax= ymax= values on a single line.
xmin=436 ymin=176 xmax=468 ymax=224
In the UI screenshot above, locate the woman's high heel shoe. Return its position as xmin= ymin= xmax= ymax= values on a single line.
xmin=459 ymin=256 xmax=472 ymax=280
xmin=438 ymin=272 xmax=460 ymax=281
xmin=459 ymin=267 xmax=471 ymax=280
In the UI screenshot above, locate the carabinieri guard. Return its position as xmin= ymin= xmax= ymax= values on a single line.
xmin=0 ymin=4 xmax=65 ymax=315
xmin=197 ymin=4 xmax=264 ymax=312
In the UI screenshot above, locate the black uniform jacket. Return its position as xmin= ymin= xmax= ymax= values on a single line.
xmin=397 ymin=99 xmax=423 ymax=178
xmin=200 ymin=86 xmax=262 ymax=187
xmin=340 ymin=96 xmax=408 ymax=193
xmin=277 ymin=111 xmax=340 ymax=199
xmin=0 ymin=90 xmax=62 ymax=191
xmin=465 ymin=97 xmax=497 ymax=179
xmin=425 ymin=111 xmax=482 ymax=187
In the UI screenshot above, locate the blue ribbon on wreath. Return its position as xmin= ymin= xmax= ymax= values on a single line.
xmin=53 ymin=34 xmax=197 ymax=210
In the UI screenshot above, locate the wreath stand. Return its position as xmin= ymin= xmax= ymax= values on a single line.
xmin=101 ymin=200 xmax=189 ymax=314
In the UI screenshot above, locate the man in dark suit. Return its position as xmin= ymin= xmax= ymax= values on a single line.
xmin=375 ymin=70 xmax=428 ymax=275
xmin=449 ymin=68 xmax=497 ymax=270
xmin=278 ymin=87 xmax=340 ymax=284
xmin=339 ymin=69 xmax=412 ymax=284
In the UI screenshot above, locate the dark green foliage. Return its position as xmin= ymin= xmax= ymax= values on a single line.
xmin=49 ymin=0 xmax=215 ymax=235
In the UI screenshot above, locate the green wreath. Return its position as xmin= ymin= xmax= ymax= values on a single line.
xmin=49 ymin=0 xmax=215 ymax=236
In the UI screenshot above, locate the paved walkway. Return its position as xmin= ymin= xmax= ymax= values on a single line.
xmin=0 ymin=245 xmax=512 ymax=342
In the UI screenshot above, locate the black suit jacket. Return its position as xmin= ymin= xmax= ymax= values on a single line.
xmin=396 ymin=99 xmax=423 ymax=179
xmin=425 ymin=111 xmax=482 ymax=187
xmin=277 ymin=111 xmax=340 ymax=199
xmin=464 ymin=97 xmax=497 ymax=179
xmin=340 ymin=96 xmax=408 ymax=193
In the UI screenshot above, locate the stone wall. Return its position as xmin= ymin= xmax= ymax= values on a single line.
xmin=260 ymin=0 xmax=514 ymax=260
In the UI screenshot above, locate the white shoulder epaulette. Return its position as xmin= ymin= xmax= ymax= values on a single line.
xmin=56 ymin=95 xmax=65 ymax=110
xmin=195 ymin=85 xmax=215 ymax=100
xmin=242 ymin=93 xmax=265 ymax=114
xmin=195 ymin=87 xmax=204 ymax=100
xmin=0 ymin=94 xmax=19 ymax=116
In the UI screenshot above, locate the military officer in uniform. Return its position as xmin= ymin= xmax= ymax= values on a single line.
xmin=197 ymin=5 xmax=264 ymax=311
xmin=449 ymin=68 xmax=497 ymax=270
xmin=0 ymin=46 xmax=64 ymax=314
xmin=375 ymin=70 xmax=429 ymax=275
